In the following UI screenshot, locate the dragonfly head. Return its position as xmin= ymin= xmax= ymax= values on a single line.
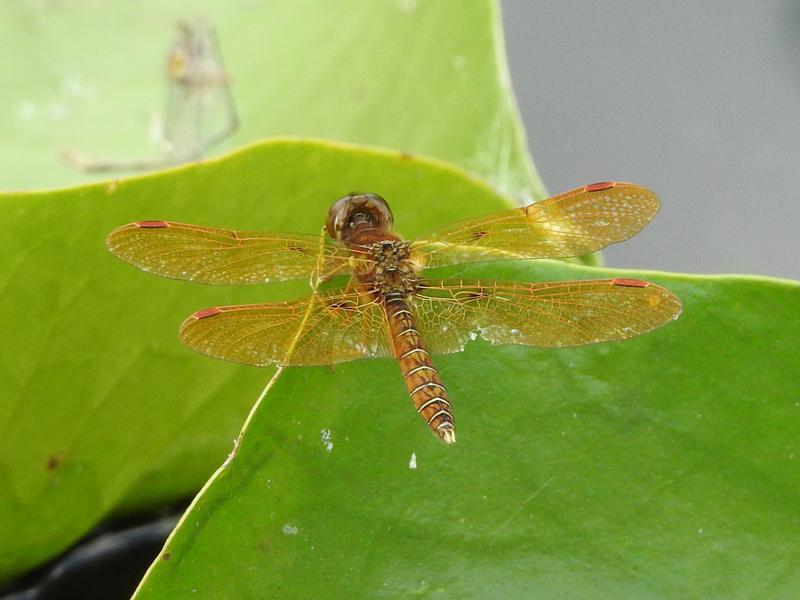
xmin=326 ymin=193 xmax=394 ymax=241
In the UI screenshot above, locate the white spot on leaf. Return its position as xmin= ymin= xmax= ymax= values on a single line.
xmin=320 ymin=428 xmax=333 ymax=452
xmin=282 ymin=523 xmax=298 ymax=535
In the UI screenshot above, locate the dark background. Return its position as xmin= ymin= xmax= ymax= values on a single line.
xmin=502 ymin=0 xmax=800 ymax=280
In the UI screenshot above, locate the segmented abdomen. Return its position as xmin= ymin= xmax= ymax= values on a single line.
xmin=384 ymin=293 xmax=455 ymax=444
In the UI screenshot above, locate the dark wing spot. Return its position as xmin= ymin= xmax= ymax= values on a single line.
xmin=470 ymin=230 xmax=488 ymax=241
xmin=611 ymin=278 xmax=649 ymax=288
xmin=584 ymin=181 xmax=616 ymax=192
xmin=193 ymin=307 xmax=223 ymax=319
xmin=136 ymin=220 xmax=170 ymax=229
xmin=161 ymin=552 xmax=171 ymax=561
xmin=288 ymin=246 xmax=307 ymax=254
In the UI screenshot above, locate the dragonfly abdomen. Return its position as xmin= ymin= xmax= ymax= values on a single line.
xmin=384 ymin=293 xmax=455 ymax=444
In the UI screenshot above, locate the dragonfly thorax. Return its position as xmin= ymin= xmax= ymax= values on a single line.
xmin=362 ymin=240 xmax=420 ymax=294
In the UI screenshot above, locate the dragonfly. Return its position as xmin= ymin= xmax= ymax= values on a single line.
xmin=107 ymin=182 xmax=682 ymax=444
xmin=66 ymin=18 xmax=238 ymax=173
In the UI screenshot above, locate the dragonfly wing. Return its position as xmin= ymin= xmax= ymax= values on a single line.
xmin=412 ymin=277 xmax=682 ymax=354
xmin=107 ymin=221 xmax=359 ymax=285
xmin=411 ymin=182 xmax=660 ymax=269
xmin=163 ymin=20 xmax=238 ymax=160
xmin=180 ymin=289 xmax=392 ymax=366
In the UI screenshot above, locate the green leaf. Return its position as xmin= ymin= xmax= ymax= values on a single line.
xmin=0 ymin=139 xmax=519 ymax=581
xmin=1 ymin=0 xmax=541 ymax=200
xmin=132 ymin=263 xmax=800 ymax=599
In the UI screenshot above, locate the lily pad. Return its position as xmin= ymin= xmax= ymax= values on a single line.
xmin=133 ymin=262 xmax=800 ymax=598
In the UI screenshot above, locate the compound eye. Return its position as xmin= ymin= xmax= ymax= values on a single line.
xmin=325 ymin=193 xmax=393 ymax=239
xmin=363 ymin=194 xmax=393 ymax=229
xmin=325 ymin=195 xmax=356 ymax=239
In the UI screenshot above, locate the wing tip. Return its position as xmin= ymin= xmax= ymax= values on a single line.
xmin=180 ymin=307 xmax=224 ymax=345
xmin=583 ymin=181 xmax=655 ymax=193
xmin=106 ymin=221 xmax=170 ymax=251
xmin=610 ymin=278 xmax=683 ymax=323
xmin=582 ymin=181 xmax=659 ymax=204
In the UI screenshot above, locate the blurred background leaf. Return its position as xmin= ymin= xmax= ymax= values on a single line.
xmin=0 ymin=0 xmax=541 ymax=200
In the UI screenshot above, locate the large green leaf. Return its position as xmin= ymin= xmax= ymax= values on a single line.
xmin=132 ymin=262 xmax=800 ymax=599
xmin=0 ymin=139 xmax=521 ymax=581
xmin=1 ymin=0 xmax=541 ymax=199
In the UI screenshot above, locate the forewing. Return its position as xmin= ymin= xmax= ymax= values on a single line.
xmin=411 ymin=182 xmax=660 ymax=269
xmin=107 ymin=221 xmax=360 ymax=285
xmin=180 ymin=290 xmax=392 ymax=366
xmin=413 ymin=277 xmax=682 ymax=354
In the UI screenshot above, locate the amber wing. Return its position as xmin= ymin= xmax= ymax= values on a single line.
xmin=106 ymin=221 xmax=365 ymax=285
xmin=411 ymin=182 xmax=660 ymax=269
xmin=180 ymin=289 xmax=392 ymax=366
xmin=412 ymin=277 xmax=682 ymax=354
